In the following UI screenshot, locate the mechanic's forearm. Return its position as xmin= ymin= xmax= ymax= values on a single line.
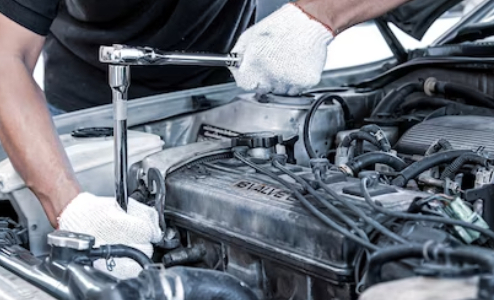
xmin=0 ymin=58 xmax=80 ymax=226
xmin=297 ymin=0 xmax=412 ymax=33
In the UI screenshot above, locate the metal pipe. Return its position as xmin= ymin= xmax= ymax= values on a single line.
xmin=109 ymin=65 xmax=130 ymax=211
xmin=0 ymin=248 xmax=70 ymax=299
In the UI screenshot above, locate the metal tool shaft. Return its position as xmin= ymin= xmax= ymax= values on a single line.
xmin=101 ymin=44 xmax=238 ymax=212
xmin=100 ymin=44 xmax=240 ymax=67
xmin=109 ymin=65 xmax=130 ymax=211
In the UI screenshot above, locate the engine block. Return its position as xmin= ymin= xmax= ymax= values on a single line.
xmin=140 ymin=142 xmax=429 ymax=300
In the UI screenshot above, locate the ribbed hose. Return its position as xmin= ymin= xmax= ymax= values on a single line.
xmin=371 ymin=82 xmax=423 ymax=117
xmin=366 ymin=244 xmax=494 ymax=287
xmin=392 ymin=150 xmax=472 ymax=187
xmin=440 ymin=153 xmax=488 ymax=180
xmin=347 ymin=152 xmax=408 ymax=175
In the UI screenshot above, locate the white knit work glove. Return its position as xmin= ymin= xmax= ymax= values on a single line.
xmin=58 ymin=193 xmax=162 ymax=279
xmin=230 ymin=3 xmax=334 ymax=95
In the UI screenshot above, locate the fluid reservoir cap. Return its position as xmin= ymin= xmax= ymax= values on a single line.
xmin=71 ymin=127 xmax=113 ymax=138
xmin=232 ymin=132 xmax=283 ymax=148
xmin=47 ymin=230 xmax=95 ymax=250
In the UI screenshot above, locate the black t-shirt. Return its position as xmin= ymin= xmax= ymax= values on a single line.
xmin=0 ymin=0 xmax=255 ymax=111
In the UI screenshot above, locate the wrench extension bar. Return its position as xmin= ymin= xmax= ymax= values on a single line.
xmin=100 ymin=44 xmax=240 ymax=67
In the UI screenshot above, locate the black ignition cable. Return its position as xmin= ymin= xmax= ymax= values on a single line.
xmin=361 ymin=176 xmax=494 ymax=242
xmin=233 ymin=151 xmax=379 ymax=251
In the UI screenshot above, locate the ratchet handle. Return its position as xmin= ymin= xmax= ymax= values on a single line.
xmin=100 ymin=44 xmax=241 ymax=67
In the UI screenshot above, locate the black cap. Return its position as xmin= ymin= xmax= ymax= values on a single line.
xmin=232 ymin=132 xmax=283 ymax=148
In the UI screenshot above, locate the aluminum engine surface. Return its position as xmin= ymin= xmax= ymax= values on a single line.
xmin=395 ymin=115 xmax=494 ymax=155
xmin=157 ymin=150 xmax=428 ymax=300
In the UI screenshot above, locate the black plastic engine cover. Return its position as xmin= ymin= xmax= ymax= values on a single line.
xmin=164 ymin=157 xmax=427 ymax=300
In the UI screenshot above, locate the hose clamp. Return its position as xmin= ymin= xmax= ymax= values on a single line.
xmin=424 ymin=77 xmax=437 ymax=97
xmin=422 ymin=240 xmax=436 ymax=261
xmin=373 ymin=130 xmax=386 ymax=142
xmin=339 ymin=164 xmax=354 ymax=177
xmin=103 ymin=244 xmax=117 ymax=271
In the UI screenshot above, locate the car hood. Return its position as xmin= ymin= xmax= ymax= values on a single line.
xmin=383 ymin=0 xmax=463 ymax=40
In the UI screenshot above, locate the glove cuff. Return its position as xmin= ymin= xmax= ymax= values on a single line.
xmin=56 ymin=192 xmax=86 ymax=229
xmin=57 ymin=192 xmax=116 ymax=232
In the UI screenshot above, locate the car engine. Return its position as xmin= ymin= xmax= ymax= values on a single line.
xmin=2 ymin=65 xmax=494 ymax=300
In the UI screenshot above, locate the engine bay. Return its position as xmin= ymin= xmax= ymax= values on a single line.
xmin=2 ymin=62 xmax=494 ymax=299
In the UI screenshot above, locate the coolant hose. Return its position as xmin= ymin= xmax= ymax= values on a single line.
xmin=304 ymin=94 xmax=346 ymax=158
xmin=366 ymin=244 xmax=494 ymax=287
xmin=371 ymin=82 xmax=423 ymax=117
xmin=430 ymin=79 xmax=494 ymax=109
xmin=346 ymin=152 xmax=408 ymax=175
xmin=359 ymin=124 xmax=392 ymax=152
xmin=354 ymin=124 xmax=392 ymax=157
xmin=167 ymin=267 xmax=258 ymax=300
xmin=163 ymin=245 xmax=207 ymax=268
xmin=399 ymin=97 xmax=457 ymax=113
xmin=340 ymin=131 xmax=383 ymax=150
xmin=440 ymin=153 xmax=488 ymax=180
xmin=89 ymin=245 xmax=153 ymax=268
xmin=392 ymin=150 xmax=472 ymax=187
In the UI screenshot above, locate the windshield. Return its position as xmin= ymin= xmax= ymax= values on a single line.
xmin=324 ymin=0 xmax=488 ymax=70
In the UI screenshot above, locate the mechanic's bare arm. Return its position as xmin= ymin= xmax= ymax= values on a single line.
xmin=297 ymin=0 xmax=412 ymax=33
xmin=0 ymin=14 xmax=80 ymax=227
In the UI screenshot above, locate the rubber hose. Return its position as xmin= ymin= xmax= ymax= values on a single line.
xmin=340 ymin=131 xmax=383 ymax=150
xmin=89 ymin=245 xmax=153 ymax=268
xmin=359 ymin=124 xmax=392 ymax=152
xmin=366 ymin=245 xmax=494 ymax=287
xmin=167 ymin=267 xmax=258 ymax=300
xmin=347 ymin=152 xmax=408 ymax=175
xmin=434 ymin=81 xmax=494 ymax=109
xmin=440 ymin=153 xmax=488 ymax=180
xmin=371 ymin=82 xmax=423 ymax=117
xmin=399 ymin=97 xmax=457 ymax=113
xmin=360 ymin=124 xmax=383 ymax=133
xmin=163 ymin=245 xmax=207 ymax=268
xmin=355 ymin=125 xmax=392 ymax=156
xmin=304 ymin=94 xmax=346 ymax=159
xmin=392 ymin=150 xmax=472 ymax=187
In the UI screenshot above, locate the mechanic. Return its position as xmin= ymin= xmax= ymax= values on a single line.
xmin=0 ymin=0 xmax=411 ymax=278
